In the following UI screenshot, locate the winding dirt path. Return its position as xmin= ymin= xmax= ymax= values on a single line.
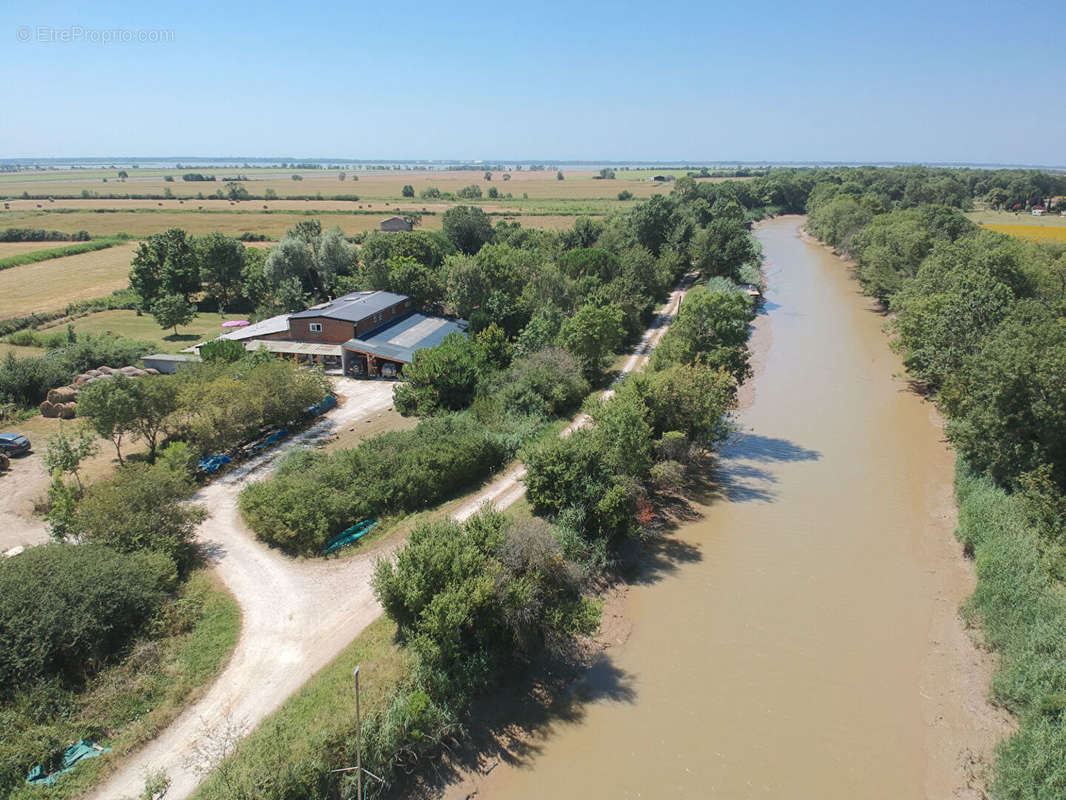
xmin=84 ymin=278 xmax=694 ymax=800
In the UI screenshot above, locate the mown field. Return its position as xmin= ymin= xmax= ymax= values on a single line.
xmin=0 ymin=241 xmax=85 ymax=256
xmin=38 ymin=309 xmax=246 ymax=352
xmin=0 ymin=242 xmax=139 ymax=318
xmin=0 ymin=167 xmax=691 ymax=201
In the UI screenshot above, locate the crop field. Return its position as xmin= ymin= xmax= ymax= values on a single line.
xmin=0 ymin=241 xmax=139 ymax=317
xmin=980 ymin=223 xmax=1066 ymax=243
xmin=969 ymin=209 xmax=1066 ymax=226
xmin=0 ymin=208 xmax=598 ymax=239
xmin=39 ymin=308 xmax=248 ymax=351
xmin=0 ymin=167 xmax=688 ymax=201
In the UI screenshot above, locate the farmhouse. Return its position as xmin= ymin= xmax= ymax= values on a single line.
xmin=198 ymin=289 xmax=464 ymax=376
xmin=380 ymin=216 xmax=413 ymax=232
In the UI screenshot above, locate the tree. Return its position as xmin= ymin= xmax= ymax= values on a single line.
xmin=457 ymin=184 xmax=483 ymax=200
xmin=199 ymin=339 xmax=247 ymax=363
xmin=402 ymin=184 xmax=415 ymax=198
xmin=557 ymin=170 xmax=565 ymax=181
xmin=313 ymin=226 xmax=357 ymax=294
xmin=72 ymin=460 xmax=207 ymax=573
xmin=117 ymin=170 xmax=128 ymax=179
xmin=159 ymin=228 xmax=201 ymax=300
xmin=487 ymin=186 xmax=499 ymax=199
xmin=43 ymin=422 xmax=99 ymax=493
xmin=76 ymin=375 xmax=139 ymax=464
xmin=650 ymin=285 xmax=754 ymax=381
xmin=689 ymin=218 xmax=758 ymax=281
xmin=224 ymin=181 xmax=249 ymax=201
xmin=442 ymin=206 xmax=494 ymax=255
xmin=484 ymin=171 xmax=493 ymax=182
xmin=393 ymin=332 xmax=480 ymax=415
xmin=388 ymin=255 xmax=441 ymax=309
xmin=151 ymin=294 xmax=196 ymax=336
xmin=128 ymin=376 xmax=178 ymax=461
xmin=443 ymin=254 xmax=490 ymax=318
xmin=618 ymin=190 xmax=633 ymax=201
xmin=196 ymin=233 xmax=246 ymax=312
xmin=559 ymin=303 xmax=625 ymax=379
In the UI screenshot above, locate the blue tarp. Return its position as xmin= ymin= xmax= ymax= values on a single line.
xmin=197 ymin=453 xmax=232 ymax=473
xmin=305 ymin=394 xmax=338 ymax=416
xmin=322 ymin=520 xmax=378 ymax=555
xmin=26 ymin=740 xmax=110 ymax=786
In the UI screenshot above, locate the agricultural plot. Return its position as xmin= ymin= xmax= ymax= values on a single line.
xmin=980 ymin=223 xmax=1066 ymax=243
xmin=0 ymin=241 xmax=85 ymax=256
xmin=0 ymin=167 xmax=681 ymax=202
xmin=0 ymin=242 xmax=138 ymax=317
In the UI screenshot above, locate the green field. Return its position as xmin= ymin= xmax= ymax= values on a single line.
xmin=40 ymin=309 xmax=246 ymax=352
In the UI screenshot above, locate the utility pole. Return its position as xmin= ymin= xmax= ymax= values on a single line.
xmin=354 ymin=666 xmax=362 ymax=800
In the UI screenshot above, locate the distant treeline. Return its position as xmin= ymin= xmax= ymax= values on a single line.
xmin=0 ymin=227 xmax=91 ymax=242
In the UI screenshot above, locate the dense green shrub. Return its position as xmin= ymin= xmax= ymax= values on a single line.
xmin=240 ymin=413 xmax=508 ymax=555
xmin=0 ymin=545 xmax=174 ymax=698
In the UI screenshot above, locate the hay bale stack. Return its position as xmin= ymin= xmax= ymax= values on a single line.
xmin=84 ymin=369 xmax=102 ymax=379
xmin=144 ymin=368 xmax=161 ymax=375
xmin=73 ymin=375 xmax=89 ymax=387
xmin=56 ymin=403 xmax=77 ymax=420
xmin=120 ymin=366 xmax=139 ymax=376
xmin=39 ymin=400 xmax=57 ymax=418
xmin=47 ymin=386 xmax=77 ymax=404
xmin=97 ymin=366 xmax=114 ymax=375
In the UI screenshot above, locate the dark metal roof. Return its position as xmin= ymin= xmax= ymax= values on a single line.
xmin=342 ymin=313 xmax=468 ymax=364
xmin=290 ymin=291 xmax=408 ymax=323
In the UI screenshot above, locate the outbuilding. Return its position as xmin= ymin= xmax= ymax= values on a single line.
xmin=380 ymin=216 xmax=413 ymax=232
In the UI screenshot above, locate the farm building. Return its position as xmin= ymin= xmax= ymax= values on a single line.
xmin=342 ymin=313 xmax=468 ymax=378
xmin=380 ymin=216 xmax=413 ymax=232
xmin=142 ymin=353 xmax=202 ymax=373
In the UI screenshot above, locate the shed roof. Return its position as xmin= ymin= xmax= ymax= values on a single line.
xmin=143 ymin=353 xmax=201 ymax=362
xmin=219 ymin=313 xmax=292 ymax=341
xmin=290 ymin=290 xmax=408 ymax=323
xmin=342 ymin=312 xmax=468 ymax=364
xmin=246 ymin=340 xmax=343 ymax=357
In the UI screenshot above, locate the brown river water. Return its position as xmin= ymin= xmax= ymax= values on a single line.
xmin=451 ymin=216 xmax=1008 ymax=800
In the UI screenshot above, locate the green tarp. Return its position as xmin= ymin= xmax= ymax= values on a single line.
xmin=26 ymin=740 xmax=110 ymax=786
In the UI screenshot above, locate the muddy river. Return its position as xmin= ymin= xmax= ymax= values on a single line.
xmin=459 ymin=216 xmax=1005 ymax=799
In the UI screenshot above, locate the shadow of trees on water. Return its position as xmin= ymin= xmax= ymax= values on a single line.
xmin=404 ymin=432 xmax=821 ymax=798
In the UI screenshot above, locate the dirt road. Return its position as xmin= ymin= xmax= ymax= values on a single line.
xmin=84 ymin=278 xmax=694 ymax=799
xmin=83 ymin=379 xmax=398 ymax=800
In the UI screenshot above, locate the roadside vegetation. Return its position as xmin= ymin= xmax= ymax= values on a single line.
xmin=802 ymin=166 xmax=1066 ymax=798
xmin=213 ymin=184 xmax=762 ymax=796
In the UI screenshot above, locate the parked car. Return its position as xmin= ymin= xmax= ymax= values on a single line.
xmin=0 ymin=433 xmax=31 ymax=456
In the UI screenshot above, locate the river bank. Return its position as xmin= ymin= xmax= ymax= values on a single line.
xmin=443 ymin=215 xmax=1009 ymax=799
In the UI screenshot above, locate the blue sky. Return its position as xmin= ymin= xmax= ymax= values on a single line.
xmin=4 ymin=0 xmax=1063 ymax=164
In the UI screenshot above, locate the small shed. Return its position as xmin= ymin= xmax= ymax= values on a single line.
xmin=142 ymin=353 xmax=201 ymax=374
xmin=380 ymin=216 xmax=413 ymax=232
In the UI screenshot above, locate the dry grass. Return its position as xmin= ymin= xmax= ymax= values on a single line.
xmin=0 ymin=341 xmax=45 ymax=359
xmin=0 ymin=167 xmax=681 ymax=201
xmin=0 ymin=242 xmax=138 ymax=318
xmin=980 ymin=223 xmax=1066 ymax=244
xmin=969 ymin=210 xmax=1066 ymax=228
xmin=0 ymin=241 xmax=84 ymax=256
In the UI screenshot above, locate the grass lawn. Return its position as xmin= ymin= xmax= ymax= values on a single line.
xmin=0 ymin=242 xmax=138 ymax=318
xmin=5 ymin=571 xmax=240 ymax=800
xmin=192 ymin=615 xmax=406 ymax=800
xmin=0 ymin=341 xmax=45 ymax=359
xmin=41 ymin=309 xmax=245 ymax=352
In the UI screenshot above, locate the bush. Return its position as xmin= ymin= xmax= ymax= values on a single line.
xmin=71 ymin=461 xmax=207 ymax=574
xmin=0 ymin=544 xmax=174 ymax=698
xmin=241 ymin=413 xmax=508 ymax=555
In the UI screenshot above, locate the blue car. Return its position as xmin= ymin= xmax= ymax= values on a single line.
xmin=0 ymin=433 xmax=31 ymax=456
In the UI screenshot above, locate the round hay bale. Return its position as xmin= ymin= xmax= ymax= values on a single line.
xmin=97 ymin=366 xmax=114 ymax=375
xmin=128 ymin=368 xmax=148 ymax=377
xmin=47 ymin=386 xmax=77 ymax=404
xmin=120 ymin=365 xmax=139 ymax=376
xmin=73 ymin=375 xmax=89 ymax=387
xmin=85 ymin=369 xmax=102 ymax=379
xmin=57 ymin=403 xmax=76 ymax=420
xmin=144 ymin=368 xmax=161 ymax=375
xmin=39 ymin=400 xmax=57 ymax=418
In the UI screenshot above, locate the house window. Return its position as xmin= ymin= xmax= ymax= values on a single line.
xmin=309 ymin=323 xmax=322 ymax=333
